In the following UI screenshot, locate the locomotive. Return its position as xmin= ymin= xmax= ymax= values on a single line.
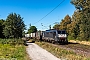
xmin=25 ymin=29 xmax=68 ymax=44
xmin=42 ymin=30 xmax=68 ymax=44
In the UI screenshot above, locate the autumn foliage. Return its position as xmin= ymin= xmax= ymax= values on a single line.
xmin=53 ymin=0 xmax=90 ymax=41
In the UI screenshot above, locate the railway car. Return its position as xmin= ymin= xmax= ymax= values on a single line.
xmin=36 ymin=31 xmax=41 ymax=40
xmin=36 ymin=31 xmax=45 ymax=41
xmin=31 ymin=33 xmax=36 ymax=39
xmin=30 ymin=31 xmax=43 ymax=40
xmin=25 ymin=34 xmax=31 ymax=38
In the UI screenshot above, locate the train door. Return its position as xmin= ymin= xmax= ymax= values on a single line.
xmin=53 ymin=32 xmax=56 ymax=38
xmin=53 ymin=31 xmax=58 ymax=41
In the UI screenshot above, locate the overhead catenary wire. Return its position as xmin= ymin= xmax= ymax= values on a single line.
xmin=41 ymin=19 xmax=60 ymax=30
xmin=32 ymin=0 xmax=65 ymax=25
xmin=41 ymin=18 xmax=61 ymax=28
xmin=45 ymin=18 xmax=60 ymax=26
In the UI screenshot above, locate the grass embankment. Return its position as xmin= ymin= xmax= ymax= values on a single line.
xmin=69 ymin=40 xmax=90 ymax=46
xmin=0 ymin=39 xmax=30 ymax=60
xmin=35 ymin=41 xmax=90 ymax=60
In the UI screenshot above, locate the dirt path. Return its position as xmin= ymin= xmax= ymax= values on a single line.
xmin=26 ymin=43 xmax=60 ymax=60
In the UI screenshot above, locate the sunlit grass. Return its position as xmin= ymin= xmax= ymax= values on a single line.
xmin=0 ymin=39 xmax=30 ymax=60
xmin=69 ymin=40 xmax=90 ymax=45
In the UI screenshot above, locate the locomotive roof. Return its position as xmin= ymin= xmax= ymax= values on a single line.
xmin=46 ymin=30 xmax=66 ymax=32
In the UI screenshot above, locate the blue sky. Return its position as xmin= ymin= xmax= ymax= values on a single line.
xmin=0 ymin=0 xmax=75 ymax=31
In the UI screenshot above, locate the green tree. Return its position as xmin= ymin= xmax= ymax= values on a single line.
xmin=71 ymin=0 xmax=90 ymax=11
xmin=53 ymin=15 xmax=71 ymax=32
xmin=53 ymin=23 xmax=60 ymax=30
xmin=28 ymin=26 xmax=37 ymax=33
xmin=3 ymin=13 xmax=25 ymax=38
xmin=0 ymin=19 xmax=5 ymax=38
xmin=68 ymin=11 xmax=81 ymax=39
xmin=59 ymin=15 xmax=71 ymax=32
xmin=71 ymin=0 xmax=90 ymax=40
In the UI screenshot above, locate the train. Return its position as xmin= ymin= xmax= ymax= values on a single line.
xmin=25 ymin=29 xmax=68 ymax=44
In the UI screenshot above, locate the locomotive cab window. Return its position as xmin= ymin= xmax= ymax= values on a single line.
xmin=58 ymin=31 xmax=61 ymax=34
xmin=62 ymin=31 xmax=66 ymax=34
xmin=58 ymin=30 xmax=66 ymax=34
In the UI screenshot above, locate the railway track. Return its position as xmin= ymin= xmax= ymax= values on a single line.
xmin=25 ymin=38 xmax=90 ymax=58
xmin=44 ymin=41 xmax=90 ymax=58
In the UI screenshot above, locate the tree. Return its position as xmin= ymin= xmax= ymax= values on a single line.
xmin=28 ymin=26 xmax=37 ymax=33
xmin=3 ymin=13 xmax=25 ymax=38
xmin=53 ymin=15 xmax=71 ymax=32
xmin=0 ymin=19 xmax=5 ymax=38
xmin=53 ymin=24 xmax=60 ymax=30
xmin=67 ymin=11 xmax=81 ymax=39
xmin=70 ymin=0 xmax=90 ymax=40
xmin=71 ymin=0 xmax=90 ymax=11
xmin=59 ymin=15 xmax=71 ymax=32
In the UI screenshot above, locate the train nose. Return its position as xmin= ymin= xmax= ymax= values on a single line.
xmin=60 ymin=37 xmax=65 ymax=40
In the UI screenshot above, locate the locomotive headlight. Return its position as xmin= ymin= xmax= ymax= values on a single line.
xmin=58 ymin=34 xmax=60 ymax=36
xmin=64 ymin=34 xmax=67 ymax=37
xmin=58 ymin=34 xmax=61 ymax=37
xmin=58 ymin=34 xmax=67 ymax=37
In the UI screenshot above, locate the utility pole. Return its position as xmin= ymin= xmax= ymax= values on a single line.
xmin=30 ymin=23 xmax=31 ymax=27
xmin=49 ymin=25 xmax=51 ymax=30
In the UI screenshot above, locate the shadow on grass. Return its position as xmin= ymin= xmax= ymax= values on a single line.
xmin=24 ymin=43 xmax=28 ymax=46
xmin=27 ymin=41 xmax=35 ymax=43
xmin=24 ymin=41 xmax=35 ymax=46
xmin=68 ymin=42 xmax=79 ymax=44
xmin=59 ymin=42 xmax=79 ymax=45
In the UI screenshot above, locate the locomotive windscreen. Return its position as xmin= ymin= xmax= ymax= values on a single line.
xmin=57 ymin=31 xmax=61 ymax=34
xmin=62 ymin=31 xmax=66 ymax=34
xmin=58 ymin=30 xmax=66 ymax=34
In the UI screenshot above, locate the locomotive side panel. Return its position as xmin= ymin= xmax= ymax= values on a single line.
xmin=42 ymin=30 xmax=68 ymax=44
xmin=42 ymin=30 xmax=56 ymax=42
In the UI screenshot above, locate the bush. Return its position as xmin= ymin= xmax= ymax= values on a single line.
xmin=0 ymin=39 xmax=30 ymax=60
xmin=0 ymin=38 xmax=24 ymax=45
xmin=68 ymin=35 xmax=75 ymax=40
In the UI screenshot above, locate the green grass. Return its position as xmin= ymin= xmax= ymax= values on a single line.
xmin=0 ymin=39 xmax=30 ymax=60
xmin=35 ymin=41 xmax=90 ymax=60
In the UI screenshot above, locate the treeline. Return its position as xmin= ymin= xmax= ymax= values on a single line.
xmin=0 ymin=13 xmax=25 ymax=39
xmin=53 ymin=0 xmax=90 ymax=41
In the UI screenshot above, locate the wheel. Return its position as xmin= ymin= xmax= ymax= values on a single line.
xmin=52 ymin=41 xmax=55 ymax=44
xmin=65 ymin=40 xmax=68 ymax=44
